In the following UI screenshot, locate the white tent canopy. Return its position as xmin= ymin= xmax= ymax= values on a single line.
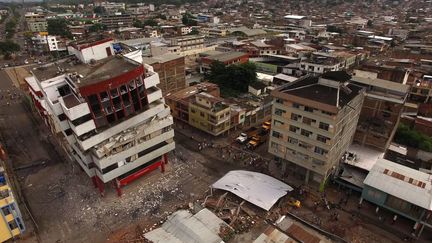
xmin=211 ymin=170 xmax=293 ymax=211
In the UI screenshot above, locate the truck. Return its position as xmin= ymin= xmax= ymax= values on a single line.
xmin=247 ymin=130 xmax=268 ymax=150
xmin=245 ymin=127 xmax=259 ymax=138
xmin=262 ymin=120 xmax=271 ymax=132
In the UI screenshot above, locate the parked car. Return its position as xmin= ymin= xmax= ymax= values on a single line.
xmin=235 ymin=133 xmax=248 ymax=144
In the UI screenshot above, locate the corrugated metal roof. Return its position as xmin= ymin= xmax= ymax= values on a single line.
xmin=212 ymin=170 xmax=293 ymax=211
xmin=253 ymin=216 xmax=331 ymax=243
xmin=363 ymin=159 xmax=432 ymax=210
xmin=145 ymin=209 xmax=232 ymax=243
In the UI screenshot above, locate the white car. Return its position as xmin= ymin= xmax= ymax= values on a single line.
xmin=236 ymin=133 xmax=248 ymax=143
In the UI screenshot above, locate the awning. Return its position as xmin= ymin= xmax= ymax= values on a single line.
xmin=211 ymin=170 xmax=293 ymax=211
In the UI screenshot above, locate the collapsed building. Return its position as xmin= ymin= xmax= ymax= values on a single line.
xmin=25 ymin=38 xmax=175 ymax=196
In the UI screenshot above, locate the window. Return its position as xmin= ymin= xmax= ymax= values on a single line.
xmin=274 ymin=119 xmax=284 ymax=126
xmin=314 ymin=146 xmax=328 ymax=155
xmin=1 ymin=206 xmax=11 ymax=215
xmin=100 ymin=91 xmax=109 ymax=101
xmin=200 ymin=112 xmax=205 ymax=117
xmin=302 ymin=117 xmax=315 ymax=125
xmin=317 ymin=135 xmax=329 ymax=143
xmin=291 ymin=113 xmax=301 ymax=121
xmin=64 ymin=128 xmax=73 ymax=136
xmin=289 ymin=125 xmax=299 ymax=133
xmin=110 ymin=88 xmax=119 ymax=98
xmin=299 ymin=141 xmax=312 ymax=150
xmin=58 ymin=113 xmax=67 ymax=121
xmin=270 ymin=142 xmax=279 ymax=149
xmin=191 ymin=109 xmax=196 ymax=113
xmin=319 ymin=122 xmax=329 ymax=131
xmin=300 ymin=129 xmax=312 ymax=138
xmin=322 ymin=110 xmax=334 ymax=116
xmin=287 ymin=137 xmax=298 ymax=144
xmin=275 ymin=108 xmax=286 ymax=116
xmin=272 ymin=131 xmax=282 ymax=139
xmin=304 ymin=106 xmax=314 ymax=112
xmin=293 ymin=103 xmax=300 ymax=109
xmin=312 ymin=158 xmax=325 ymax=165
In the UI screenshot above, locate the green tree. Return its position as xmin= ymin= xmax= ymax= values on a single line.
xmin=394 ymin=123 xmax=432 ymax=152
xmin=93 ymin=6 xmax=106 ymax=14
xmin=133 ymin=19 xmax=144 ymax=28
xmin=158 ymin=14 xmax=167 ymax=20
xmin=47 ymin=19 xmax=73 ymax=39
xmin=0 ymin=40 xmax=20 ymax=55
xmin=89 ymin=23 xmax=106 ymax=32
xmin=326 ymin=25 xmax=343 ymax=33
xmin=205 ymin=61 xmax=257 ymax=96
xmin=5 ymin=20 xmax=16 ymax=39
xmin=182 ymin=13 xmax=197 ymax=26
xmin=144 ymin=19 xmax=158 ymax=27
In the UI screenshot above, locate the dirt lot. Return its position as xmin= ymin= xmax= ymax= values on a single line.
xmin=22 ymin=144 xmax=216 ymax=243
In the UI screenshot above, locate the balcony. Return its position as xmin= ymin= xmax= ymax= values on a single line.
xmin=95 ymin=129 xmax=175 ymax=169
xmin=59 ymin=94 xmax=91 ymax=121
xmin=96 ymin=142 xmax=175 ymax=183
xmin=0 ymin=195 xmax=14 ymax=208
xmin=11 ymin=228 xmax=20 ymax=237
xmin=144 ymin=71 xmax=160 ymax=88
xmin=77 ymin=102 xmax=166 ymax=151
xmin=147 ymin=87 xmax=163 ymax=104
xmin=69 ymin=119 xmax=96 ymax=137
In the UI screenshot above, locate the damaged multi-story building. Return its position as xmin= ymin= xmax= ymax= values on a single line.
xmin=25 ymin=38 xmax=175 ymax=196
xmin=268 ymin=71 xmax=365 ymax=186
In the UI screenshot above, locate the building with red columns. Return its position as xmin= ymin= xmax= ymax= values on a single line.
xmin=25 ymin=39 xmax=175 ymax=196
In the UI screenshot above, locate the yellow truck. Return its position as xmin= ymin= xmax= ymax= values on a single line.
xmin=262 ymin=121 xmax=271 ymax=132
xmin=247 ymin=131 xmax=267 ymax=150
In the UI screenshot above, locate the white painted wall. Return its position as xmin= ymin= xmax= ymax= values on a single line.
xmin=69 ymin=119 xmax=96 ymax=137
xmin=59 ymin=98 xmax=91 ymax=121
xmin=147 ymin=88 xmax=162 ymax=104
xmin=68 ymin=40 xmax=114 ymax=63
xmin=144 ymin=71 xmax=160 ymax=88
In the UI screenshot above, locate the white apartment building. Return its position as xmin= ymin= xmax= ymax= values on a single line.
xmin=32 ymin=35 xmax=66 ymax=52
xmin=25 ymin=39 xmax=175 ymax=196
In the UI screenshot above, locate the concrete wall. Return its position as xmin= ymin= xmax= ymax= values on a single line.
xmin=268 ymin=91 xmax=364 ymax=182
xmin=77 ymin=102 xmax=166 ymax=150
xmin=97 ymin=142 xmax=175 ymax=182
xmin=59 ymin=98 xmax=91 ymax=121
